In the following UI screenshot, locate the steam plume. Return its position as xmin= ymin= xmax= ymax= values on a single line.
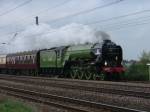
xmin=3 ymin=23 xmax=111 ymax=53
xmin=95 ymin=30 xmax=110 ymax=41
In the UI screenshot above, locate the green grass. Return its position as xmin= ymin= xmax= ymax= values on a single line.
xmin=0 ymin=99 xmax=34 ymax=112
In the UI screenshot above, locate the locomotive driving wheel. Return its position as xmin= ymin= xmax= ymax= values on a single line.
xmin=85 ymin=71 xmax=92 ymax=80
xmin=92 ymin=73 xmax=97 ymax=80
xmin=77 ymin=71 xmax=84 ymax=80
xmin=100 ymin=73 xmax=105 ymax=80
xmin=70 ymin=69 xmax=78 ymax=79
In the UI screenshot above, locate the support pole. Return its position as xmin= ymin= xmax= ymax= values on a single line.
xmin=35 ymin=16 xmax=39 ymax=25
xmin=149 ymin=66 xmax=150 ymax=81
xmin=146 ymin=63 xmax=150 ymax=81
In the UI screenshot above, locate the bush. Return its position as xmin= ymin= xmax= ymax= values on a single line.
xmin=124 ymin=63 xmax=149 ymax=81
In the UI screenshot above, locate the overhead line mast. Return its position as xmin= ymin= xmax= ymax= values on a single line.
xmin=35 ymin=16 xmax=39 ymax=26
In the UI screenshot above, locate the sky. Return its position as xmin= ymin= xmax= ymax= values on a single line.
xmin=0 ymin=0 xmax=149 ymax=60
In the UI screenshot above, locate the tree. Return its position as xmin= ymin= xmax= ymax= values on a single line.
xmin=124 ymin=51 xmax=150 ymax=81
xmin=139 ymin=51 xmax=150 ymax=64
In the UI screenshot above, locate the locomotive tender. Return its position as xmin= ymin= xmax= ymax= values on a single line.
xmin=0 ymin=39 xmax=124 ymax=80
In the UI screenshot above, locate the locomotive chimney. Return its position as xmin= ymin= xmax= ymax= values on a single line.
xmin=103 ymin=39 xmax=111 ymax=43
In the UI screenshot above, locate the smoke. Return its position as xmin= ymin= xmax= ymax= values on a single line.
xmin=4 ymin=23 xmax=111 ymax=53
xmin=95 ymin=30 xmax=110 ymax=41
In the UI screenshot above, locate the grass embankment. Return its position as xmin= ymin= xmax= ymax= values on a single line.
xmin=0 ymin=99 xmax=34 ymax=112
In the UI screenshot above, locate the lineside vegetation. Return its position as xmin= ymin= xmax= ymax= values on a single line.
xmin=0 ymin=99 xmax=34 ymax=112
xmin=124 ymin=51 xmax=150 ymax=81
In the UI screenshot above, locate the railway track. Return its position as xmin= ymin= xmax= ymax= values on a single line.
xmin=0 ymin=84 xmax=146 ymax=112
xmin=0 ymin=74 xmax=149 ymax=99
xmin=1 ymin=74 xmax=150 ymax=89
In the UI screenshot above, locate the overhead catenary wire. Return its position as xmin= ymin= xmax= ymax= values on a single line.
xmin=3 ymin=19 xmax=150 ymax=53
xmin=0 ymin=0 xmax=149 ymax=57
xmin=0 ymin=0 xmax=71 ymax=35
xmin=86 ymin=9 xmax=150 ymax=25
xmin=0 ymin=0 xmax=32 ymax=17
xmin=0 ymin=29 xmax=25 ymax=37
xmin=0 ymin=0 xmax=121 ymax=30
xmin=105 ymin=20 xmax=150 ymax=32
xmin=13 ymin=0 xmax=71 ymax=24
xmin=2 ymin=0 xmax=150 ymax=44
xmin=95 ymin=15 xmax=150 ymax=30
xmin=3 ymin=0 xmax=150 ymax=35
xmin=31 ymin=0 xmax=71 ymax=16
xmin=9 ymin=17 xmax=150 ymax=39
xmin=47 ymin=0 xmax=124 ymax=24
xmin=2 ymin=11 xmax=150 ymax=39
xmin=0 ymin=0 xmax=123 ymax=37
xmin=2 ymin=8 xmax=150 ymax=38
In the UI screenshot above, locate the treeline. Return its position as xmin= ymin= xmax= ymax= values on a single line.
xmin=123 ymin=51 xmax=150 ymax=81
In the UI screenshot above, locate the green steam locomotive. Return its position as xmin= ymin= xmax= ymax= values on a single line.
xmin=0 ymin=39 xmax=124 ymax=80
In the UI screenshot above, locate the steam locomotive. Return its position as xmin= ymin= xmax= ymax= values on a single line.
xmin=0 ymin=39 xmax=124 ymax=80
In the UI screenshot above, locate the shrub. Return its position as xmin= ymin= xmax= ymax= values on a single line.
xmin=124 ymin=63 xmax=149 ymax=81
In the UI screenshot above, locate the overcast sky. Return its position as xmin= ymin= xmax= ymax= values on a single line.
xmin=0 ymin=0 xmax=150 ymax=60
